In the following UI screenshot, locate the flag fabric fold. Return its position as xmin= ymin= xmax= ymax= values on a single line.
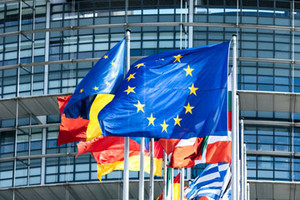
xmin=98 ymin=42 xmax=230 ymax=139
xmin=57 ymin=39 xmax=126 ymax=145
xmin=157 ymin=171 xmax=182 ymax=200
xmin=77 ymin=136 xmax=163 ymax=180
xmin=63 ymin=38 xmax=126 ymax=119
xmin=57 ymin=95 xmax=88 ymax=145
xmin=158 ymin=73 xmax=232 ymax=168
xmin=184 ymin=163 xmax=231 ymax=200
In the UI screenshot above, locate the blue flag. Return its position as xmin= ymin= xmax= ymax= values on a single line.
xmin=185 ymin=163 xmax=231 ymax=200
xmin=98 ymin=42 xmax=229 ymax=139
xmin=63 ymin=39 xmax=126 ymax=119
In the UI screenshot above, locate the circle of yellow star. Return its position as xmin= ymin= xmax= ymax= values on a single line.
xmin=127 ymin=73 xmax=136 ymax=82
xmin=173 ymin=54 xmax=183 ymax=63
xmin=124 ymin=86 xmax=136 ymax=95
xmin=147 ymin=113 xmax=156 ymax=126
xmin=183 ymin=65 xmax=194 ymax=77
xmin=93 ymin=86 xmax=99 ymax=91
xmin=135 ymin=63 xmax=145 ymax=69
xmin=79 ymin=89 xmax=84 ymax=93
xmin=104 ymin=55 xmax=108 ymax=59
xmin=160 ymin=120 xmax=169 ymax=133
xmin=184 ymin=102 xmax=194 ymax=114
xmin=106 ymin=82 xmax=110 ymax=86
xmin=133 ymin=100 xmax=145 ymax=113
xmin=111 ymin=61 xmax=116 ymax=66
xmin=188 ymin=84 xmax=198 ymax=96
xmin=173 ymin=115 xmax=182 ymax=126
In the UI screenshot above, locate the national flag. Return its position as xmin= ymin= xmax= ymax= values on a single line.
xmin=57 ymin=39 xmax=125 ymax=144
xmin=63 ymin=38 xmax=125 ymax=120
xmin=77 ymin=136 xmax=163 ymax=180
xmin=157 ymin=171 xmax=187 ymax=200
xmin=57 ymin=95 xmax=88 ymax=145
xmin=98 ymin=42 xmax=230 ymax=139
xmin=158 ymin=74 xmax=232 ymax=168
xmin=184 ymin=163 xmax=231 ymax=200
xmin=159 ymin=136 xmax=231 ymax=168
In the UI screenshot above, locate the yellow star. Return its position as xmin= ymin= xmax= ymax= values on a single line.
xmin=188 ymin=84 xmax=198 ymax=96
xmin=135 ymin=63 xmax=145 ymax=69
xmin=183 ymin=65 xmax=194 ymax=77
xmin=173 ymin=54 xmax=183 ymax=63
xmin=79 ymin=89 xmax=84 ymax=93
xmin=160 ymin=120 xmax=169 ymax=133
xmin=106 ymin=82 xmax=110 ymax=86
xmin=127 ymin=73 xmax=136 ymax=82
xmin=104 ymin=55 xmax=108 ymax=59
xmin=133 ymin=100 xmax=145 ymax=113
xmin=111 ymin=61 xmax=116 ymax=66
xmin=147 ymin=113 xmax=156 ymax=126
xmin=173 ymin=115 xmax=182 ymax=126
xmin=124 ymin=86 xmax=136 ymax=95
xmin=93 ymin=86 xmax=99 ymax=91
xmin=184 ymin=102 xmax=194 ymax=114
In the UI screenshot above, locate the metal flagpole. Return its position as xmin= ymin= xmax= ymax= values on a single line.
xmin=163 ymin=151 xmax=168 ymax=200
xmin=231 ymin=34 xmax=238 ymax=200
xmin=237 ymin=95 xmax=240 ymax=199
xmin=171 ymin=168 xmax=174 ymax=200
xmin=240 ymin=119 xmax=244 ymax=200
xmin=180 ymin=168 xmax=185 ymax=200
xmin=139 ymin=137 xmax=145 ymax=200
xmin=244 ymin=144 xmax=247 ymax=200
xmin=123 ymin=29 xmax=131 ymax=200
xmin=149 ymin=138 xmax=154 ymax=200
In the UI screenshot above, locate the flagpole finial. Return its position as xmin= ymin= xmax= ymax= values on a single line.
xmin=232 ymin=34 xmax=237 ymax=37
xmin=126 ymin=28 xmax=131 ymax=33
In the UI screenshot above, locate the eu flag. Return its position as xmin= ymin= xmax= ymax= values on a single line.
xmin=98 ymin=42 xmax=229 ymax=139
xmin=63 ymin=39 xmax=126 ymax=119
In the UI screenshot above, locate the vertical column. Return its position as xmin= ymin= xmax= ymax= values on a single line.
xmin=188 ymin=0 xmax=193 ymax=49
xmin=44 ymin=0 xmax=50 ymax=95
xmin=30 ymin=0 xmax=36 ymax=95
xmin=231 ymin=34 xmax=238 ymax=200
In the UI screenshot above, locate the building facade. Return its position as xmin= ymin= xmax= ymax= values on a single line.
xmin=0 ymin=0 xmax=300 ymax=199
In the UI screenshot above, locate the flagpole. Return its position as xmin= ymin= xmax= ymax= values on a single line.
xmin=180 ymin=168 xmax=185 ymax=200
xmin=149 ymin=138 xmax=154 ymax=200
xmin=240 ymin=119 xmax=245 ymax=200
xmin=163 ymin=151 xmax=168 ymax=200
xmin=139 ymin=137 xmax=145 ymax=200
xmin=171 ymin=168 xmax=174 ymax=200
xmin=237 ymin=94 xmax=240 ymax=199
xmin=123 ymin=29 xmax=131 ymax=200
xmin=231 ymin=34 xmax=238 ymax=200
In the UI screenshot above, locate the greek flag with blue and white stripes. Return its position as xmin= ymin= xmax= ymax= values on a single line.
xmin=185 ymin=163 xmax=231 ymax=200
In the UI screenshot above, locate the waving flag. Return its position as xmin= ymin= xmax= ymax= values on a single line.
xmin=158 ymin=73 xmax=232 ymax=168
xmin=160 ymin=136 xmax=231 ymax=169
xmin=57 ymin=95 xmax=88 ymax=145
xmin=63 ymin=38 xmax=125 ymax=120
xmin=185 ymin=163 xmax=231 ymax=200
xmin=57 ymin=39 xmax=125 ymax=144
xmin=99 ymin=42 xmax=229 ymax=139
xmin=77 ymin=136 xmax=163 ymax=180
